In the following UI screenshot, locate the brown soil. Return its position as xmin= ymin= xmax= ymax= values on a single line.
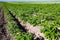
xmin=0 ymin=8 xmax=12 ymax=40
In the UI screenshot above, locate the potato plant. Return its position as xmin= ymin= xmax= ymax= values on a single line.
xmin=0 ymin=2 xmax=60 ymax=40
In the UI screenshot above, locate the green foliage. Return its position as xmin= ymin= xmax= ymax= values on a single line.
xmin=4 ymin=6 xmax=34 ymax=40
xmin=41 ymin=21 xmax=60 ymax=40
xmin=1 ymin=2 xmax=60 ymax=40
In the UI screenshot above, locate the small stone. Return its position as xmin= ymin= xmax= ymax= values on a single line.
xmin=58 ymin=27 xmax=60 ymax=30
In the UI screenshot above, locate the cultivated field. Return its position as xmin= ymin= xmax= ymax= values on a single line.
xmin=0 ymin=2 xmax=60 ymax=40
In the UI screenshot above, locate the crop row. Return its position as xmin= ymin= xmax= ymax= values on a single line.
xmin=3 ymin=2 xmax=60 ymax=40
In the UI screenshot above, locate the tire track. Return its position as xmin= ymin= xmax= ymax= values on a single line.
xmin=0 ymin=7 xmax=13 ymax=40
